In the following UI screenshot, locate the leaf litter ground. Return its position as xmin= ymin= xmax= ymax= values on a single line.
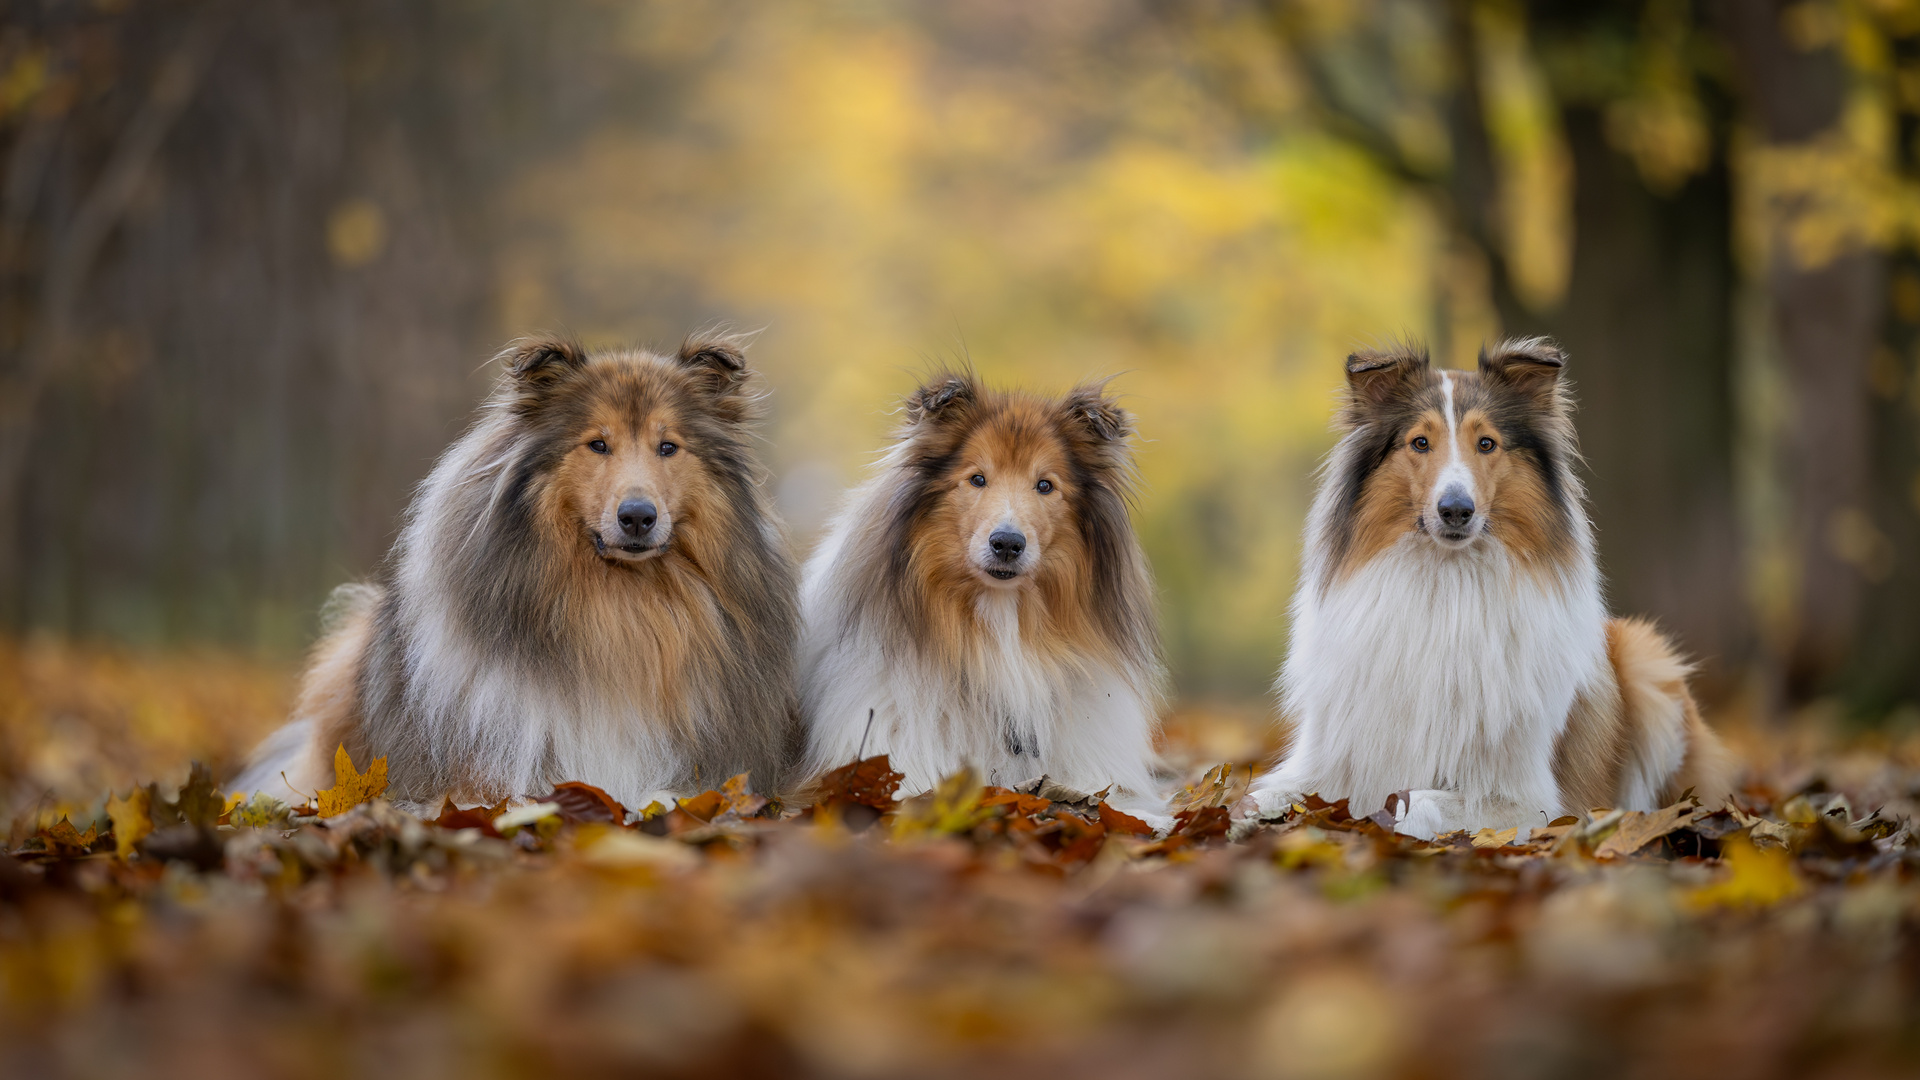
xmin=4 ymin=642 xmax=1920 ymax=1079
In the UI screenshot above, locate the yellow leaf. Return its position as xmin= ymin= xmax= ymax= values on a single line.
xmin=107 ymin=787 xmax=152 ymax=860
xmin=891 ymin=767 xmax=987 ymax=840
xmin=1471 ymin=827 xmax=1519 ymax=849
xmin=314 ymin=744 xmax=389 ymax=818
xmin=1687 ymin=834 xmax=1802 ymax=910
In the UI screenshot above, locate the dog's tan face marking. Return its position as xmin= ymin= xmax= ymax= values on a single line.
xmin=934 ymin=407 xmax=1074 ymax=588
xmin=550 ymin=392 xmax=705 ymax=565
xmin=1330 ymin=343 xmax=1578 ymax=584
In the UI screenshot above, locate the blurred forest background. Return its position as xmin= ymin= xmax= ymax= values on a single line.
xmin=2 ymin=0 xmax=1918 ymax=723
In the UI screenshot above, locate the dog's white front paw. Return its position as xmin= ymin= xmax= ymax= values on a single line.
xmin=1392 ymin=789 xmax=1459 ymax=839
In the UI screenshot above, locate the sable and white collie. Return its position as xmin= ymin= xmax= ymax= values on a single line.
xmin=235 ymin=334 xmax=802 ymax=809
xmin=797 ymin=373 xmax=1169 ymax=820
xmin=1246 ymin=339 xmax=1733 ymax=838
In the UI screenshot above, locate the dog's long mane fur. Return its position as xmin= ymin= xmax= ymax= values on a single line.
xmin=236 ymin=333 xmax=800 ymax=808
xmin=798 ymin=372 xmax=1167 ymax=813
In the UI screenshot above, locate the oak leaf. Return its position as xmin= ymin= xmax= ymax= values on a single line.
xmin=315 ymin=744 xmax=389 ymax=818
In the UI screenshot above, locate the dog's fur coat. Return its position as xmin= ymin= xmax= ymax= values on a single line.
xmin=1247 ymin=340 xmax=1733 ymax=837
xmin=797 ymin=373 xmax=1169 ymax=819
xmin=235 ymin=334 xmax=801 ymax=809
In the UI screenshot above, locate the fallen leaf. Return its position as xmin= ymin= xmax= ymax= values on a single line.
xmin=315 ymin=745 xmax=389 ymax=818
xmin=1471 ymin=827 xmax=1520 ymax=849
xmin=814 ymin=755 xmax=905 ymax=811
xmin=676 ymin=790 xmax=726 ymax=823
xmin=981 ymin=788 xmax=1054 ymax=818
xmin=170 ymin=762 xmax=228 ymax=828
xmin=30 ymin=817 xmax=101 ymax=858
xmin=107 ymin=787 xmax=153 ymax=859
xmin=1098 ymin=801 xmax=1156 ymax=837
xmin=434 ymin=797 xmax=510 ymax=837
xmin=1174 ymin=762 xmax=1251 ymax=812
xmin=720 ymin=773 xmax=768 ymax=818
xmin=893 ymin=768 xmax=988 ymax=839
xmin=545 ymin=781 xmax=628 ymax=824
xmin=1687 ymin=833 xmax=1802 ymax=909
xmin=1595 ymin=800 xmax=1697 ymax=860
xmin=493 ymin=802 xmax=561 ymax=836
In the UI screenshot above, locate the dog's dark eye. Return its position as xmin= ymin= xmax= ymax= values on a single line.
xmin=1036 ymin=479 xmax=1053 ymax=494
xmin=658 ymin=442 xmax=678 ymax=457
xmin=969 ymin=474 xmax=986 ymax=488
xmin=588 ymin=439 xmax=608 ymax=454
xmin=1478 ymin=437 xmax=1496 ymax=453
xmin=1411 ymin=436 xmax=1430 ymax=452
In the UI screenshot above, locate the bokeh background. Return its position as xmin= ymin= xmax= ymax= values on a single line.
xmin=3 ymin=0 xmax=1919 ymax=762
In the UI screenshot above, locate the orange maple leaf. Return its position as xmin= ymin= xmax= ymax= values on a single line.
xmin=315 ymin=744 xmax=389 ymax=817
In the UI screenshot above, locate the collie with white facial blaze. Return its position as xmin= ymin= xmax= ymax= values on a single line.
xmin=1245 ymin=339 xmax=1733 ymax=838
xmin=234 ymin=334 xmax=801 ymax=809
xmin=798 ymin=373 xmax=1169 ymax=821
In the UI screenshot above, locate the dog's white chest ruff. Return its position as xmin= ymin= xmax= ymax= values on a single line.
xmin=1254 ymin=536 xmax=1607 ymax=834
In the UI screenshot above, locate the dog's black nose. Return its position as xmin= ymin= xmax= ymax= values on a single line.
xmin=989 ymin=529 xmax=1026 ymax=562
xmin=1437 ymin=487 xmax=1475 ymax=529
xmin=617 ymin=498 xmax=658 ymax=537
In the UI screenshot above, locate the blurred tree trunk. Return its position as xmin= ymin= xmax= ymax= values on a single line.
xmin=1720 ymin=0 xmax=1886 ymax=709
xmin=1533 ymin=104 xmax=1747 ymax=699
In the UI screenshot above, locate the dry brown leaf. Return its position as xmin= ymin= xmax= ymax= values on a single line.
xmin=545 ymin=781 xmax=628 ymax=824
xmin=1594 ymin=801 xmax=1697 ymax=860
xmin=720 ymin=773 xmax=768 ymax=818
xmin=814 ymin=755 xmax=906 ymax=811
xmin=1097 ymin=801 xmax=1156 ymax=837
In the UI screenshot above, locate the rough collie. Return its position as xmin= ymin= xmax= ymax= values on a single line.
xmin=797 ymin=373 xmax=1169 ymax=820
xmin=1245 ymin=339 xmax=1732 ymax=838
xmin=234 ymin=334 xmax=801 ymax=809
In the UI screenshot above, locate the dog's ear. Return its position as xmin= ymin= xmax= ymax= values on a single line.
xmin=1059 ymin=383 xmax=1133 ymax=444
xmin=677 ymin=333 xmax=758 ymax=422
xmin=1344 ymin=345 xmax=1429 ymax=410
xmin=904 ymin=373 xmax=977 ymax=427
xmin=1479 ymin=337 xmax=1565 ymax=402
xmin=501 ymin=337 xmax=587 ymax=391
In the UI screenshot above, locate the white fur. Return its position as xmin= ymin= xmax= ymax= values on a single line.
xmin=1248 ymin=421 xmax=1610 ymax=840
xmin=798 ymin=443 xmax=1169 ymax=823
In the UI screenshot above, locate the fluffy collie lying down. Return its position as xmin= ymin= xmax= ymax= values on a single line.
xmin=1246 ymin=339 xmax=1733 ymax=838
xmin=798 ymin=373 xmax=1170 ymax=821
xmin=234 ymin=334 xmax=801 ymax=809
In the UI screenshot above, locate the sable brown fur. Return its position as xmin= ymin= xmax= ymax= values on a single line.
xmin=236 ymin=333 xmax=801 ymax=808
xmin=797 ymin=371 xmax=1168 ymax=816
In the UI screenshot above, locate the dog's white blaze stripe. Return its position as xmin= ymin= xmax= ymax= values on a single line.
xmin=1436 ymin=370 xmax=1474 ymax=500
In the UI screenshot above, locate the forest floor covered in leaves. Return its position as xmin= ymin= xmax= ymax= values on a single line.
xmin=3 ymin=639 xmax=1920 ymax=1080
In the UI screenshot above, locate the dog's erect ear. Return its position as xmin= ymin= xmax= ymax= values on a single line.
xmin=1059 ymin=383 xmax=1133 ymax=444
xmin=676 ymin=333 xmax=758 ymax=421
xmin=1479 ymin=337 xmax=1565 ymax=401
xmin=678 ymin=334 xmax=750 ymax=387
xmin=1344 ymin=346 xmax=1430 ymax=410
xmin=501 ymin=337 xmax=587 ymax=390
xmin=904 ymin=373 xmax=977 ymax=427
